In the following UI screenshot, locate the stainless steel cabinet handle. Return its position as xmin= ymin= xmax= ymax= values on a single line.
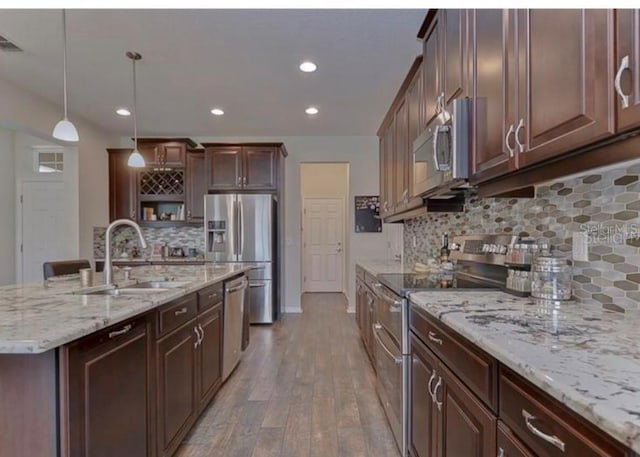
xmin=505 ymin=124 xmax=515 ymax=158
xmin=198 ymin=324 xmax=204 ymax=343
xmin=372 ymin=324 xmax=403 ymax=365
xmin=497 ymin=448 xmax=505 ymax=457
xmin=428 ymin=331 xmax=443 ymax=345
xmin=237 ymin=176 xmax=241 ymax=185
xmin=243 ymin=176 xmax=247 ymax=185
xmin=109 ymin=324 xmax=132 ymax=339
xmin=428 ymin=369 xmax=437 ymax=401
xmin=515 ymin=118 xmax=525 ymax=153
xmin=187 ymin=211 xmax=191 ymax=218
xmin=193 ymin=326 xmax=200 ymax=348
xmin=249 ymin=282 xmax=266 ymax=288
xmin=522 ymin=409 xmax=566 ymax=452
xmin=226 ymin=279 xmax=249 ymax=294
xmin=615 ymin=55 xmax=631 ymax=109
xmin=174 ymin=307 xmax=187 ymax=316
xmin=433 ymin=376 xmax=443 ymax=411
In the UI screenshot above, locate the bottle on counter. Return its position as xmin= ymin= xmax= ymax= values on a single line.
xmin=440 ymin=233 xmax=450 ymax=263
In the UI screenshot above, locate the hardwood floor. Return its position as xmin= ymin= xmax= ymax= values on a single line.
xmin=175 ymin=292 xmax=400 ymax=457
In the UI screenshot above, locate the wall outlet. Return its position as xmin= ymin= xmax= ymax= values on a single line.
xmin=572 ymin=231 xmax=589 ymax=262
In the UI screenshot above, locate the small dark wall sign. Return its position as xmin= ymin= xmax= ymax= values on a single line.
xmin=355 ymin=196 xmax=382 ymax=233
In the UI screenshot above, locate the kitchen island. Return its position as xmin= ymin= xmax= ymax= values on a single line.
xmin=0 ymin=263 xmax=253 ymax=457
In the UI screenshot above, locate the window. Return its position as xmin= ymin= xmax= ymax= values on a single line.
xmin=35 ymin=149 xmax=64 ymax=173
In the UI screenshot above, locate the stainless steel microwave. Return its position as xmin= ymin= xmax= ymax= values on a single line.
xmin=412 ymin=97 xmax=471 ymax=197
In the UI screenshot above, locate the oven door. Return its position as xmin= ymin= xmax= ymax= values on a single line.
xmin=373 ymin=323 xmax=403 ymax=454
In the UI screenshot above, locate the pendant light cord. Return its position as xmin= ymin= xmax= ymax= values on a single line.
xmin=133 ymin=56 xmax=138 ymax=152
xmin=62 ymin=9 xmax=68 ymax=119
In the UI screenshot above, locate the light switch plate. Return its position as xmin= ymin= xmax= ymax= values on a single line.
xmin=572 ymin=231 xmax=589 ymax=262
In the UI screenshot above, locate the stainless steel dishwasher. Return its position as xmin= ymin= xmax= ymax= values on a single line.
xmin=222 ymin=275 xmax=248 ymax=381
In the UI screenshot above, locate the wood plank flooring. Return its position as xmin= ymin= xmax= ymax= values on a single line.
xmin=175 ymin=293 xmax=400 ymax=457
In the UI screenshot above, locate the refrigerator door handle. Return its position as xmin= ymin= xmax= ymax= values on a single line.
xmin=233 ymin=199 xmax=239 ymax=257
xmin=238 ymin=197 xmax=244 ymax=258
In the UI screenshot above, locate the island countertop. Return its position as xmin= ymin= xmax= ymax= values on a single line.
xmin=409 ymin=290 xmax=640 ymax=454
xmin=0 ymin=264 xmax=253 ymax=354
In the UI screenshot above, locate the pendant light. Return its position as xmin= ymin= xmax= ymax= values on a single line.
xmin=52 ymin=9 xmax=79 ymax=142
xmin=126 ymin=51 xmax=145 ymax=168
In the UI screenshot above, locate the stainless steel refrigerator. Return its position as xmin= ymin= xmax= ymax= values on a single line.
xmin=204 ymin=194 xmax=276 ymax=323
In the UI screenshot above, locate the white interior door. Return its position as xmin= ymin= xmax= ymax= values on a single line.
xmin=21 ymin=181 xmax=69 ymax=282
xmin=303 ymin=198 xmax=344 ymax=292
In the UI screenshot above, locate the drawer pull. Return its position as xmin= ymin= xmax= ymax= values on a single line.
xmin=174 ymin=307 xmax=188 ymax=316
xmin=522 ymin=409 xmax=566 ymax=452
xmin=108 ymin=324 xmax=132 ymax=339
xmin=433 ymin=376 xmax=443 ymax=411
xmin=372 ymin=324 xmax=402 ymax=365
xmin=428 ymin=331 xmax=443 ymax=345
xmin=208 ymin=293 xmax=217 ymax=301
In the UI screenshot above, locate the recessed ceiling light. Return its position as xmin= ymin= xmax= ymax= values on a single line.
xmin=305 ymin=106 xmax=319 ymax=115
xmin=116 ymin=108 xmax=131 ymax=116
xmin=210 ymin=108 xmax=225 ymax=116
xmin=299 ymin=61 xmax=317 ymax=73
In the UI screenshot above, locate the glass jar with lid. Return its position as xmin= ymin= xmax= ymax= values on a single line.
xmin=531 ymin=254 xmax=572 ymax=305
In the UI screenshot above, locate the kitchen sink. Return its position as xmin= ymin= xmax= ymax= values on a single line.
xmin=82 ymin=287 xmax=169 ymax=296
xmin=127 ymin=280 xmax=191 ymax=289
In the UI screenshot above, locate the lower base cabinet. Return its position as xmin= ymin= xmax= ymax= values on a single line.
xmin=157 ymin=318 xmax=199 ymax=457
xmin=65 ymin=315 xmax=153 ymax=457
xmin=410 ymin=333 xmax=496 ymax=457
xmin=196 ymin=304 xmax=223 ymax=411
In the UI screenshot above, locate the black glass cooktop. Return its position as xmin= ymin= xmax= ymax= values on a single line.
xmin=377 ymin=272 xmax=497 ymax=297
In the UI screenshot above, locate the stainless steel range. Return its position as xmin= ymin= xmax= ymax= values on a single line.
xmin=371 ymin=234 xmax=518 ymax=457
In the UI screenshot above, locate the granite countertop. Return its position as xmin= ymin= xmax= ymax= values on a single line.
xmin=409 ymin=290 xmax=640 ymax=453
xmin=0 ymin=264 xmax=253 ymax=354
xmin=357 ymin=260 xmax=418 ymax=275
xmin=94 ymin=258 xmax=206 ymax=263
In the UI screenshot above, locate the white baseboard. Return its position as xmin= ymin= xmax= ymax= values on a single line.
xmin=284 ymin=306 xmax=302 ymax=314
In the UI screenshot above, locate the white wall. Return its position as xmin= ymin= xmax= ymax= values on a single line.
xmin=0 ymin=128 xmax=16 ymax=285
xmin=137 ymin=135 xmax=398 ymax=313
xmin=0 ymin=77 xmax=115 ymax=263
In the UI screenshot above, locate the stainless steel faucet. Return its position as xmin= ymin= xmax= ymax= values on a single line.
xmin=104 ymin=219 xmax=148 ymax=285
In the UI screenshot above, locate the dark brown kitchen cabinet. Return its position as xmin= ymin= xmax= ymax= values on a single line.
xmin=204 ymin=145 xmax=280 ymax=191
xmin=363 ymin=289 xmax=376 ymax=363
xmin=205 ymin=146 xmax=243 ymax=190
xmin=498 ymin=421 xmax=536 ymax=457
xmin=423 ymin=15 xmax=441 ymax=128
xmin=156 ymin=319 xmax=198 ymax=457
xmin=410 ymin=334 xmax=439 ymax=457
xmin=615 ymin=9 xmax=640 ymax=132
xmin=65 ymin=315 xmax=153 ymax=457
xmin=185 ymin=150 xmax=205 ymax=222
xmin=381 ymin=125 xmax=395 ymax=218
xmin=244 ymin=147 xmax=277 ymax=189
xmin=516 ymin=9 xmax=615 ymax=168
xmin=394 ymin=98 xmax=409 ymax=212
xmin=410 ymin=332 xmax=496 ymax=457
xmin=195 ymin=304 xmax=223 ymax=412
xmin=470 ymin=9 xmax=519 ymax=184
xmin=108 ymin=148 xmax=137 ymax=221
xmin=439 ymin=362 xmax=497 ymax=457
xmin=407 ymin=66 xmax=424 ymax=206
xmin=138 ymin=140 xmax=187 ymax=168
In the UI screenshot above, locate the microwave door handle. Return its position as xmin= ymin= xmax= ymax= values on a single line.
xmin=432 ymin=125 xmax=441 ymax=171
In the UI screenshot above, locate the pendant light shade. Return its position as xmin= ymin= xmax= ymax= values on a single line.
xmin=53 ymin=10 xmax=79 ymax=142
xmin=126 ymin=51 xmax=145 ymax=168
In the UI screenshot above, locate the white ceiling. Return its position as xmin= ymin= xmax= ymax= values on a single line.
xmin=0 ymin=9 xmax=424 ymax=137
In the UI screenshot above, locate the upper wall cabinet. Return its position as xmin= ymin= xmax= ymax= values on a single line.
xmin=108 ymin=148 xmax=137 ymax=221
xmin=186 ymin=150 xmax=205 ymax=222
xmin=202 ymin=144 xmax=285 ymax=192
xmin=615 ymin=9 xmax=640 ymax=132
xmin=137 ymin=139 xmax=189 ymax=168
xmin=515 ymin=9 xmax=615 ymax=168
xmin=470 ymin=9 xmax=518 ymax=183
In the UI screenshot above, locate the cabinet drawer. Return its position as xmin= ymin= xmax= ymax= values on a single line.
xmin=197 ymin=283 xmax=223 ymax=312
xmin=410 ymin=304 xmax=498 ymax=411
xmin=500 ymin=367 xmax=629 ymax=457
xmin=158 ymin=294 xmax=198 ymax=337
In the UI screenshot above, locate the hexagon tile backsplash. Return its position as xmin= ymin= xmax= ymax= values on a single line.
xmin=404 ymin=160 xmax=640 ymax=311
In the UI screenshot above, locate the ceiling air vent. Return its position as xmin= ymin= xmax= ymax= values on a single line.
xmin=0 ymin=34 xmax=22 ymax=52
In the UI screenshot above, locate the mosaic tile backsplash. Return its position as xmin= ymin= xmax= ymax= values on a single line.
xmin=404 ymin=160 xmax=640 ymax=311
xmin=94 ymin=226 xmax=205 ymax=259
